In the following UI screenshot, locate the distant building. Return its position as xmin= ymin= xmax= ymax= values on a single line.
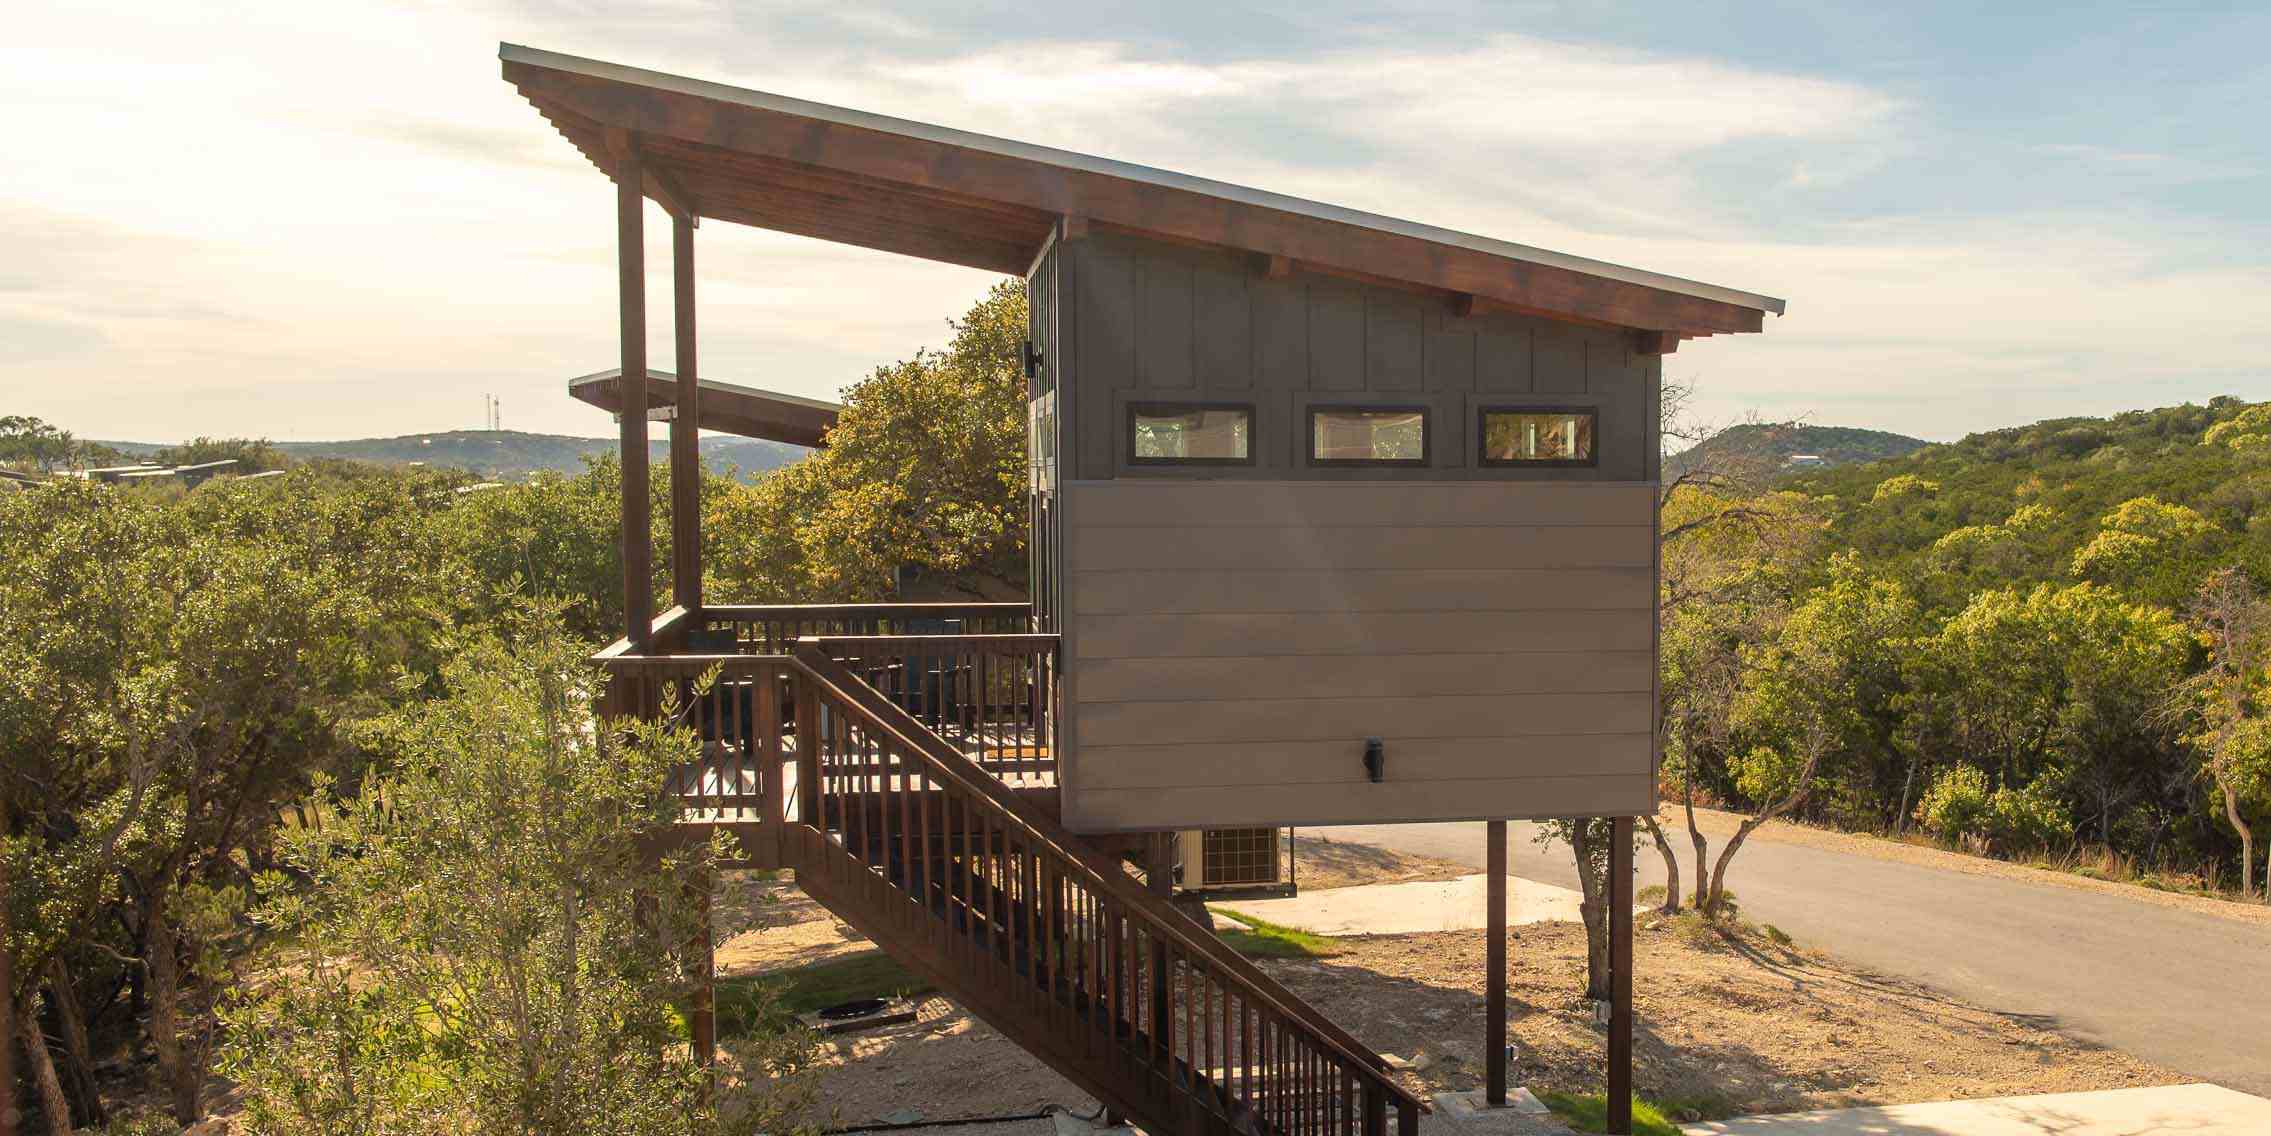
xmin=1785 ymin=453 xmax=1827 ymax=468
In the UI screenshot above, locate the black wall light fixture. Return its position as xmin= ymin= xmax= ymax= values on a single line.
xmin=1363 ymin=737 xmax=1385 ymax=783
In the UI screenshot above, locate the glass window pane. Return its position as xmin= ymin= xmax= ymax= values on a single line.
xmin=1311 ymin=409 xmax=1427 ymax=463
xmin=1132 ymin=405 xmax=1250 ymax=461
xmin=1482 ymin=410 xmax=1595 ymax=464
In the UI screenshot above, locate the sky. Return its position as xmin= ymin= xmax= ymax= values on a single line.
xmin=4 ymin=1 xmax=2268 ymax=444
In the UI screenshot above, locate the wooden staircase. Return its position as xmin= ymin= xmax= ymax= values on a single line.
xmin=781 ymin=646 xmax=1422 ymax=1136
xmin=598 ymin=610 xmax=1423 ymax=1136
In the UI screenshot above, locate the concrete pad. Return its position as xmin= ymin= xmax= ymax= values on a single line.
xmin=1681 ymin=1083 xmax=2271 ymax=1135
xmin=1218 ymin=874 xmax=1617 ymax=936
xmin=1429 ymin=1089 xmax=1574 ymax=1134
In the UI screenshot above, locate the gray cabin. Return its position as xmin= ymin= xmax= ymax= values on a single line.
xmin=504 ymin=42 xmax=1784 ymax=1136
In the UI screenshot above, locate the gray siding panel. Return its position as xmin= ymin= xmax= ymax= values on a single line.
xmin=1080 ymin=693 xmax=1650 ymax=746
xmin=1065 ymin=481 xmax=1653 ymax=528
xmin=1049 ymin=228 xmax=1665 ymax=831
xmin=1078 ymin=735 xmax=1648 ymax=789
xmin=1137 ymin=257 xmax=1194 ymax=388
xmin=1070 ymin=524 xmax=1654 ymax=573
xmin=1365 ymin=294 xmax=1424 ymax=391
xmin=1072 ymin=774 xmax=1657 ymax=829
xmin=1308 ymin=282 xmax=1365 ymax=391
xmin=1193 ymin=263 xmax=1252 ymax=389
xmin=1075 ymin=650 xmax=1654 ymax=702
xmin=1073 ymin=609 xmax=1653 ymax=658
xmin=1534 ymin=324 xmax=1586 ymax=393
xmin=1074 ymin=568 xmax=1652 ymax=615
xmin=1252 ymin=280 xmax=1308 ymax=390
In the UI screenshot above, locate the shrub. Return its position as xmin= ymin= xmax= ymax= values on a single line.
xmin=1915 ymin=765 xmax=1993 ymax=841
xmin=1987 ymin=778 xmax=2076 ymax=851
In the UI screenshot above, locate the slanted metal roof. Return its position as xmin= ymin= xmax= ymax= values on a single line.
xmin=568 ymin=369 xmax=840 ymax=448
xmin=502 ymin=44 xmax=1783 ymax=338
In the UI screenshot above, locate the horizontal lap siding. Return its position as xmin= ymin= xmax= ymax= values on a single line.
xmin=1060 ymin=479 xmax=1657 ymax=831
xmin=1077 ymin=735 xmax=1648 ymax=788
xmin=1075 ymin=569 xmax=1652 ymax=614
xmin=1076 ymin=650 xmax=1653 ymax=701
xmin=1072 ymin=775 xmax=1658 ymax=829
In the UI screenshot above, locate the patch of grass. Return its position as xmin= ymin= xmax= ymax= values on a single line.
xmin=1762 ymin=923 xmax=1793 ymax=946
xmin=1537 ymin=1091 xmax=1686 ymax=1135
xmin=1210 ymin=909 xmax=1339 ymax=958
xmin=714 ymin=950 xmax=932 ymax=1036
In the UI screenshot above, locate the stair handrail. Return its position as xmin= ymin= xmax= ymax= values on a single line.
xmin=790 ymin=641 xmax=1420 ymax=1111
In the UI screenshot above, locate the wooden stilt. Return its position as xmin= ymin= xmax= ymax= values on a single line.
xmin=1 ymin=855 xmax=16 ymax=1136
xmin=1486 ymin=819 xmax=1507 ymax=1107
xmin=616 ymin=146 xmax=653 ymax=650
xmin=1608 ymin=816 xmax=1635 ymax=1135
xmin=692 ymin=870 xmax=716 ymax=1070
xmin=669 ymin=213 xmax=701 ymax=614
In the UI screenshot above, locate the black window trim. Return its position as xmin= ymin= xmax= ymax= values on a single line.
xmin=1477 ymin=405 xmax=1600 ymax=468
xmin=1126 ymin=400 xmax=1258 ymax=467
xmin=1305 ymin=403 xmax=1433 ymax=467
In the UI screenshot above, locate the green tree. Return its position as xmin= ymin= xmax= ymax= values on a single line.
xmin=221 ymin=615 xmax=815 ymax=1135
xmin=2170 ymin=569 xmax=2271 ymax=898
xmin=153 ymin=436 xmax=290 ymax=473
xmin=711 ymin=280 xmax=1027 ymax=602
xmin=2071 ymin=496 xmax=2225 ymax=605
xmin=0 ymin=416 xmax=80 ymax=472
xmin=1907 ymin=582 xmax=2190 ymax=847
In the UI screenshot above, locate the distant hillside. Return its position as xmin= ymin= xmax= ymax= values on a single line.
xmin=95 ymin=430 xmax=807 ymax=481
xmin=1667 ymin=423 xmax=1928 ymax=480
xmin=1783 ymin=396 xmax=2271 ymax=603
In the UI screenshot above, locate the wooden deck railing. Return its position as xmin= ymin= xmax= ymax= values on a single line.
xmin=596 ymin=604 xmax=1056 ymax=817
xmin=811 ymin=633 xmax=1059 ymax=784
xmin=698 ymin=601 xmax=1033 ymax=654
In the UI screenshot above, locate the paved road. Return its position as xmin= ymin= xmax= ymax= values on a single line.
xmin=1308 ymin=820 xmax=2271 ymax=1096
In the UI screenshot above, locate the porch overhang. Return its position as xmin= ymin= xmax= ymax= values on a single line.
xmin=500 ymin=43 xmax=1784 ymax=342
xmin=568 ymin=368 xmax=840 ymax=447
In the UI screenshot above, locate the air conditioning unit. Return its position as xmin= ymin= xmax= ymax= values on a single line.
xmin=1177 ymin=827 xmax=1293 ymax=897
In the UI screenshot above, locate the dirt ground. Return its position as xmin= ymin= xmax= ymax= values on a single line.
xmin=725 ymin=852 xmax=2179 ymax=1127
xmin=1281 ymin=919 xmax=2177 ymax=1120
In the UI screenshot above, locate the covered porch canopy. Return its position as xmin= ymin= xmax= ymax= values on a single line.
xmin=568 ymin=368 xmax=840 ymax=448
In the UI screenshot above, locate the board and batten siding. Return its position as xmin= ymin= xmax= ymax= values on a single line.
xmin=1058 ymin=229 xmax=1663 ymax=484
xmin=1057 ymin=479 xmax=1659 ymax=831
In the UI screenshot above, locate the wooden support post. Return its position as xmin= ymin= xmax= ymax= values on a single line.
xmin=1 ymin=855 xmax=15 ymax=1136
xmin=617 ymin=149 xmax=653 ymax=650
xmin=1487 ymin=819 xmax=1508 ymax=1107
xmin=670 ymin=213 xmax=701 ymax=613
xmin=1608 ymin=816 xmax=1635 ymax=1135
xmin=692 ymin=870 xmax=717 ymax=1072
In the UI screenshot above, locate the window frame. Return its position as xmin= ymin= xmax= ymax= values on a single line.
xmin=1125 ymin=400 xmax=1258 ymax=467
xmin=1476 ymin=405 xmax=1600 ymax=469
xmin=1304 ymin=404 xmax=1433 ymax=468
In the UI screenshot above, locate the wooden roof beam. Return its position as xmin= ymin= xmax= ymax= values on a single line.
xmin=600 ymin=125 xmax=698 ymax=224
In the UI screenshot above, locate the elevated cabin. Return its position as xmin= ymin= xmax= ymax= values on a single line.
xmin=503 ymin=42 xmax=1781 ymax=1136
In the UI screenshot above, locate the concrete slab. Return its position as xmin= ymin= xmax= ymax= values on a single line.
xmin=1681 ymin=1083 xmax=2271 ymax=1135
xmin=1427 ymin=1089 xmax=1574 ymax=1134
xmin=1217 ymin=873 xmax=1619 ymax=936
